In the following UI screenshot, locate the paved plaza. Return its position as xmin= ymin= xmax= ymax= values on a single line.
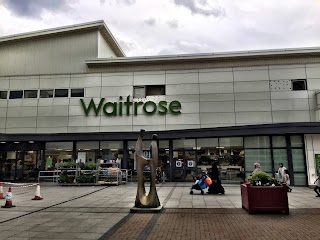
xmin=0 ymin=183 xmax=319 ymax=239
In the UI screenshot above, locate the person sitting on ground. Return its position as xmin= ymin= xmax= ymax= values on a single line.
xmin=208 ymin=163 xmax=225 ymax=194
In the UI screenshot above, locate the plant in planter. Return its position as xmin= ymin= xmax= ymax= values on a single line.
xmin=58 ymin=171 xmax=75 ymax=183
xmin=58 ymin=161 xmax=76 ymax=169
xmin=76 ymin=173 xmax=96 ymax=183
xmin=83 ymin=163 xmax=97 ymax=170
xmin=249 ymin=171 xmax=281 ymax=186
xmin=241 ymin=171 xmax=289 ymax=214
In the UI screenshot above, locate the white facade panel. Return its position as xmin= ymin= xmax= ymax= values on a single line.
xmin=0 ymin=108 xmax=7 ymax=118
xmin=71 ymin=74 xmax=101 ymax=88
xmin=102 ymin=74 xmax=133 ymax=86
xmin=36 ymin=127 xmax=68 ymax=133
xmin=9 ymin=77 xmax=40 ymax=90
xmin=306 ymin=78 xmax=320 ymax=90
xmin=306 ymin=66 xmax=320 ymax=79
xmin=101 ymin=86 xmax=132 ymax=97
xmin=199 ymin=82 xmax=233 ymax=94
xmin=85 ymin=87 xmax=102 ymax=98
xmin=0 ymin=77 xmax=9 ymax=89
xmin=271 ymin=91 xmax=308 ymax=99
xmin=166 ymin=95 xmax=199 ymax=102
xmin=166 ymin=84 xmax=199 ymax=95
xmin=200 ymin=101 xmax=234 ymax=113
xmin=0 ymin=100 xmax=7 ymax=107
xmin=100 ymin=115 xmax=132 ymax=126
xmin=272 ymin=111 xmax=310 ymax=122
xmin=199 ymin=71 xmax=233 ymax=83
xmin=179 ymin=102 xmax=199 ymax=113
xmin=39 ymin=75 xmax=70 ymax=89
xmin=234 ymin=92 xmax=270 ymax=101
xmin=166 ymin=113 xmax=200 ymax=125
xmin=68 ymin=116 xmax=100 ymax=127
xmin=134 ymin=72 xmax=166 ymax=85
xmin=271 ymin=99 xmax=310 ymax=111
xmin=200 ymin=113 xmax=235 ymax=124
xmin=38 ymin=106 xmax=69 ymax=117
xmin=38 ymin=98 xmax=70 ymax=106
xmin=200 ymin=93 xmax=234 ymax=102
xmin=0 ymin=118 xmax=6 ymax=128
xmin=133 ymin=125 xmax=166 ymax=131
xmin=6 ymin=128 xmax=36 ymax=133
xmin=6 ymin=117 xmax=37 ymax=128
xmin=37 ymin=116 xmax=68 ymax=128
xmin=165 ymin=124 xmax=200 ymax=130
xmin=235 ymin=100 xmax=271 ymax=112
xmin=7 ymin=107 xmax=37 ymax=118
xmin=234 ymin=81 xmax=270 ymax=92
xmin=132 ymin=114 xmax=165 ymax=126
xmin=100 ymin=125 xmax=133 ymax=132
xmin=8 ymin=100 xmax=23 ymax=107
xmin=236 ymin=112 xmax=272 ymax=124
xmin=68 ymin=126 xmax=101 ymax=133
xmin=233 ymin=70 xmax=269 ymax=82
xmin=269 ymin=68 xmax=306 ymax=80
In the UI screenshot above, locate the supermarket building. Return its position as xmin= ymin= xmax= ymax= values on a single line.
xmin=1 ymin=20 xmax=320 ymax=186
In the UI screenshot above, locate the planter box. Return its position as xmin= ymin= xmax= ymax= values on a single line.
xmin=241 ymin=183 xmax=289 ymax=214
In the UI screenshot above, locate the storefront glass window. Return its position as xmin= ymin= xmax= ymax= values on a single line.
xmin=76 ymin=141 xmax=99 ymax=165
xmin=272 ymin=149 xmax=288 ymax=171
xmin=245 ymin=149 xmax=272 ymax=179
xmin=244 ymin=136 xmax=270 ymax=148
xmin=272 ymin=136 xmax=286 ymax=148
xmin=100 ymin=141 xmax=123 ymax=168
xmin=292 ymin=149 xmax=305 ymax=172
xmin=291 ymin=135 xmax=303 ymax=148
xmin=45 ymin=142 xmax=73 ymax=170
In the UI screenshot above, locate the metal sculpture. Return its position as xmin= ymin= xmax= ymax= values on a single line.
xmin=134 ymin=129 xmax=160 ymax=208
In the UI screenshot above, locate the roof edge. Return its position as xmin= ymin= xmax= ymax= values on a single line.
xmin=86 ymin=47 xmax=320 ymax=66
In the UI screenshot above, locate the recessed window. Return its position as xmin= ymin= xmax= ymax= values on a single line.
xmin=133 ymin=85 xmax=165 ymax=98
xmin=146 ymin=85 xmax=165 ymax=96
xmin=9 ymin=90 xmax=23 ymax=99
xmin=24 ymin=90 xmax=38 ymax=98
xmin=40 ymin=90 xmax=54 ymax=98
xmin=55 ymin=89 xmax=69 ymax=98
xmin=292 ymin=79 xmax=307 ymax=91
xmin=71 ymin=88 xmax=84 ymax=97
xmin=133 ymin=86 xmax=146 ymax=98
xmin=0 ymin=91 xmax=7 ymax=99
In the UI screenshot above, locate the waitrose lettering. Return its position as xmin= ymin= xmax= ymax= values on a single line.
xmin=80 ymin=96 xmax=181 ymax=116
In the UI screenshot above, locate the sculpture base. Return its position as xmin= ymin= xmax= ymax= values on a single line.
xmin=130 ymin=205 xmax=163 ymax=213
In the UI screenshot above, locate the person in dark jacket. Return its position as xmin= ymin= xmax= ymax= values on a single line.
xmin=207 ymin=162 xmax=225 ymax=194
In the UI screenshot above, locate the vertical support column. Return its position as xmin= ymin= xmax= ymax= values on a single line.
xmin=72 ymin=141 xmax=77 ymax=161
xmin=123 ymin=140 xmax=128 ymax=169
xmin=270 ymin=136 xmax=275 ymax=178
xmin=0 ymin=152 xmax=4 ymax=180
xmin=286 ymin=135 xmax=294 ymax=185
xmin=40 ymin=143 xmax=46 ymax=171
xmin=169 ymin=139 xmax=173 ymax=182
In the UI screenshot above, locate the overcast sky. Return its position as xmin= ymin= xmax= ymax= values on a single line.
xmin=0 ymin=0 xmax=320 ymax=57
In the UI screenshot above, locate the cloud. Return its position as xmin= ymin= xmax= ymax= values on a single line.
xmin=173 ymin=0 xmax=225 ymax=17
xmin=116 ymin=0 xmax=136 ymax=5
xmin=118 ymin=40 xmax=137 ymax=53
xmin=167 ymin=19 xmax=179 ymax=28
xmin=144 ymin=18 xmax=156 ymax=26
xmin=1 ymin=0 xmax=74 ymax=18
xmin=157 ymin=40 xmax=213 ymax=55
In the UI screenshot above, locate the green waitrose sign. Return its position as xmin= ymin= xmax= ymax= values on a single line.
xmin=80 ymin=96 xmax=181 ymax=116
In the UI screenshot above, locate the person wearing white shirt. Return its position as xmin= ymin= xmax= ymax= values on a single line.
xmin=275 ymin=163 xmax=286 ymax=182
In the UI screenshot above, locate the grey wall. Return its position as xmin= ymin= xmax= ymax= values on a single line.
xmin=0 ymin=31 xmax=98 ymax=76
xmin=0 ymin=63 xmax=319 ymax=134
